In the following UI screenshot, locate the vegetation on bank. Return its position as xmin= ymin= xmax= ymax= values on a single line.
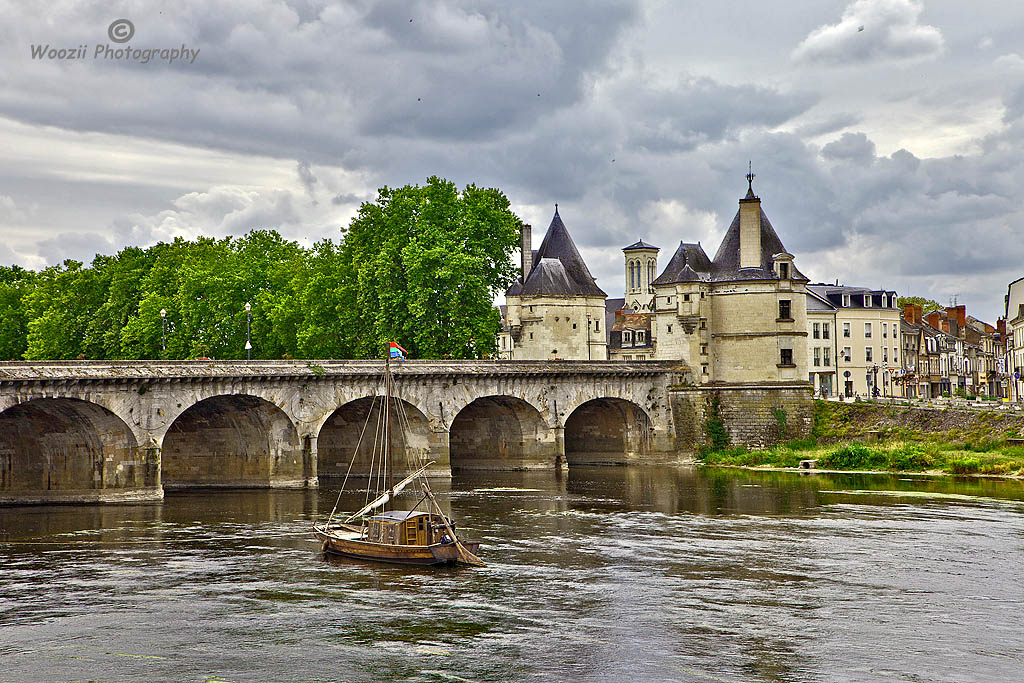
xmin=699 ymin=400 xmax=1024 ymax=477
xmin=0 ymin=177 xmax=522 ymax=361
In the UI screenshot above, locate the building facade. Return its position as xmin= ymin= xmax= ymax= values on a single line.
xmin=1006 ymin=278 xmax=1024 ymax=401
xmin=806 ymin=289 xmax=838 ymax=397
xmin=808 ymin=285 xmax=901 ymax=397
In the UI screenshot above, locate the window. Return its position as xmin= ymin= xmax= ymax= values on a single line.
xmin=813 ymin=323 xmax=820 ymax=339
xmin=667 ymin=324 xmax=673 ymax=333
xmin=842 ymin=294 xmax=850 ymax=307
xmin=529 ymin=332 xmax=533 ymax=340
xmin=702 ymin=364 xmax=708 ymax=375
xmin=700 ymin=319 xmax=707 ymax=330
xmin=701 ymin=344 xmax=708 ymax=356
xmin=843 ymin=322 xmax=851 ymax=338
xmin=683 ymin=294 xmax=690 ymax=302
xmin=893 ymin=323 xmax=898 ymax=338
xmin=883 ymin=324 xmax=887 ymax=338
xmin=637 ymin=330 xmax=645 ymax=343
xmin=843 ymin=346 xmax=852 ymax=362
xmin=595 ymin=320 xmax=599 ymax=332
xmin=823 ymin=323 xmax=830 ymax=339
xmin=893 ymin=348 xmax=897 ymax=363
xmin=572 ymin=323 xmax=577 ymax=329
xmin=883 ymin=347 xmax=888 ymax=363
xmin=623 ymin=331 xmax=632 ymax=343
xmin=882 ymin=294 xmax=888 ymax=308
xmin=779 ymin=262 xmax=789 ymax=279
xmin=864 ymin=295 xmax=872 ymax=307
xmin=865 ymin=323 xmax=872 ymax=338
xmin=780 ymin=348 xmax=794 ymax=366
xmin=667 ymin=297 xmax=673 ymax=304
xmin=813 ymin=347 xmax=821 ymax=366
xmin=779 ymin=299 xmax=791 ymax=320
xmin=824 ymin=347 xmax=831 ymax=366
xmin=866 ymin=347 xmax=873 ymax=362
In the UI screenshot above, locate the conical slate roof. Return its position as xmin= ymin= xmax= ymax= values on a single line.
xmin=709 ymin=204 xmax=808 ymax=282
xmin=515 ymin=208 xmax=606 ymax=297
xmin=651 ymin=242 xmax=712 ymax=286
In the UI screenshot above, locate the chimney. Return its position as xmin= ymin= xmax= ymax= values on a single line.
xmin=998 ymin=318 xmax=1007 ymax=339
xmin=946 ymin=305 xmax=966 ymax=330
xmin=520 ymin=222 xmax=532 ymax=281
xmin=903 ymin=304 xmax=922 ymax=325
xmin=941 ymin=320 xmax=950 ymax=333
xmin=924 ymin=311 xmax=941 ymax=329
xmin=739 ymin=185 xmax=761 ymax=270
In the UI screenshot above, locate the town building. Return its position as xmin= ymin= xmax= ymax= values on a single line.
xmin=806 ymin=288 xmax=838 ymax=397
xmin=808 ymin=284 xmax=901 ymax=397
xmin=1006 ymin=277 xmax=1024 ymax=401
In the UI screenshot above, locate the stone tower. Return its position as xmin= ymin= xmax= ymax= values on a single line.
xmin=623 ymin=240 xmax=659 ymax=311
xmin=502 ymin=206 xmax=608 ymax=360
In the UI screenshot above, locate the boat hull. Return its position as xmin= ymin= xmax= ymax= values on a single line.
xmin=313 ymin=524 xmax=481 ymax=566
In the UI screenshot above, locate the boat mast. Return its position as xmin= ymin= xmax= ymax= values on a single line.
xmin=385 ymin=344 xmax=394 ymax=507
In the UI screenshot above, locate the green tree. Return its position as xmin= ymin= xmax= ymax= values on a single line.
xmin=898 ymin=296 xmax=942 ymax=313
xmin=0 ymin=265 xmax=36 ymax=360
xmin=24 ymin=260 xmax=107 ymax=359
xmin=337 ymin=177 xmax=521 ymax=359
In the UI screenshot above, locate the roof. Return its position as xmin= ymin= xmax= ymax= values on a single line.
xmin=709 ymin=202 xmax=809 ymax=282
xmin=808 ymin=284 xmax=899 ymax=309
xmin=651 ymin=242 xmax=712 ymax=286
xmin=623 ymin=239 xmax=659 ymax=251
xmin=510 ymin=208 xmax=606 ymax=298
xmin=806 ymin=289 xmax=837 ymax=312
xmin=371 ymin=510 xmax=432 ymax=522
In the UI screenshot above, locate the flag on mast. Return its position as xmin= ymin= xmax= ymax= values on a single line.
xmin=389 ymin=342 xmax=407 ymax=360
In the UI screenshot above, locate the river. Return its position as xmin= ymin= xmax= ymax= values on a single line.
xmin=2 ymin=466 xmax=1024 ymax=682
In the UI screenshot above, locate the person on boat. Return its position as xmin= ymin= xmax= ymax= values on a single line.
xmin=440 ymin=532 xmax=454 ymax=545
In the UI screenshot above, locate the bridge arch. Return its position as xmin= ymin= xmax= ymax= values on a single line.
xmin=564 ymin=398 xmax=653 ymax=465
xmin=0 ymin=398 xmax=160 ymax=503
xmin=317 ymin=396 xmax=442 ymax=478
xmin=449 ymin=395 xmax=555 ymax=470
xmin=160 ymin=394 xmax=305 ymax=488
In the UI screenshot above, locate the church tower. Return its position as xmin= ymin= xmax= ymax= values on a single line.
xmin=623 ymin=240 xmax=659 ymax=311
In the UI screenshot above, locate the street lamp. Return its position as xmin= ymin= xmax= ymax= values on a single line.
xmin=872 ymin=364 xmax=879 ymax=398
xmin=160 ymin=309 xmax=167 ymax=360
xmin=244 ymin=302 xmax=252 ymax=361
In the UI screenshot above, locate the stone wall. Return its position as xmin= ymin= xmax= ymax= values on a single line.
xmin=670 ymin=382 xmax=813 ymax=452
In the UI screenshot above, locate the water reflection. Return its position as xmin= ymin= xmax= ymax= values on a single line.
xmin=2 ymin=466 xmax=1024 ymax=682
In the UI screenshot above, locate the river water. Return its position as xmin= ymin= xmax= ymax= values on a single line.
xmin=2 ymin=466 xmax=1024 ymax=682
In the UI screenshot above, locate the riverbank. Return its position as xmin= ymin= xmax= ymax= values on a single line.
xmin=698 ymin=399 xmax=1024 ymax=477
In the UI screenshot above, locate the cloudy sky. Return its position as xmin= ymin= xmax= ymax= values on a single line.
xmin=1 ymin=0 xmax=1022 ymax=322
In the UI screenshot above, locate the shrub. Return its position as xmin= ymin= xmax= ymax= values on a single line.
xmin=887 ymin=444 xmax=934 ymax=471
xmin=820 ymin=443 xmax=888 ymax=470
xmin=948 ymin=457 xmax=981 ymax=474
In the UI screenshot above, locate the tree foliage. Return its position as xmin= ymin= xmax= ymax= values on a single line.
xmin=0 ymin=177 xmax=521 ymax=361
xmin=898 ymin=296 xmax=943 ymax=314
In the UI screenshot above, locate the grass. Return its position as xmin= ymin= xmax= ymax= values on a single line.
xmin=701 ymin=440 xmax=1024 ymax=476
xmin=699 ymin=400 xmax=1024 ymax=477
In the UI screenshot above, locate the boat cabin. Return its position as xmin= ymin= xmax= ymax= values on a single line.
xmin=365 ymin=510 xmax=454 ymax=546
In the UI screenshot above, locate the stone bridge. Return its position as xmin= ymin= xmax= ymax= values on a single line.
xmin=0 ymin=360 xmax=689 ymax=504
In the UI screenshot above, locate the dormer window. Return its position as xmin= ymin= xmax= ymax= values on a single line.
xmin=779 ymin=262 xmax=789 ymax=280
xmin=842 ymin=294 xmax=850 ymax=307
xmin=637 ymin=330 xmax=645 ymax=343
xmin=864 ymin=295 xmax=872 ymax=307
xmin=882 ymin=294 xmax=888 ymax=308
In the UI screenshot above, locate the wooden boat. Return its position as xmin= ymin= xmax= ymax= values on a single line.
xmin=312 ymin=346 xmax=485 ymax=567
